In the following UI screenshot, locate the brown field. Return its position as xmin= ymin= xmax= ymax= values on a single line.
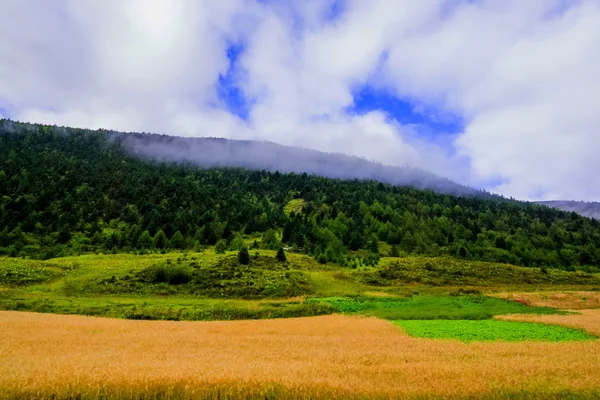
xmin=497 ymin=309 xmax=600 ymax=336
xmin=492 ymin=291 xmax=600 ymax=309
xmin=2 ymin=311 xmax=600 ymax=399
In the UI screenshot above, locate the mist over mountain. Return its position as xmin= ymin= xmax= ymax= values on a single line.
xmin=536 ymin=201 xmax=600 ymax=220
xmin=2 ymin=119 xmax=484 ymax=197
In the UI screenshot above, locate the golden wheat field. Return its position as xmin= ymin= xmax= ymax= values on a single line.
xmin=497 ymin=309 xmax=600 ymax=336
xmin=493 ymin=291 xmax=600 ymax=310
xmin=2 ymin=311 xmax=600 ymax=399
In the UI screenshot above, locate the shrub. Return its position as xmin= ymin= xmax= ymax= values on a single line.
xmin=215 ymin=240 xmax=227 ymax=254
xmin=228 ymin=235 xmax=246 ymax=251
xmin=151 ymin=263 xmax=191 ymax=285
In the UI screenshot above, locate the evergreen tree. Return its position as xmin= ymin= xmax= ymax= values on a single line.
xmin=238 ymin=247 xmax=250 ymax=265
xmin=154 ymin=229 xmax=168 ymax=249
xmin=389 ymin=244 xmax=400 ymax=257
xmin=138 ymin=230 xmax=154 ymax=249
xmin=367 ymin=234 xmax=379 ymax=254
xmin=276 ymin=247 xmax=287 ymax=262
xmin=458 ymin=246 xmax=469 ymax=259
xmin=169 ymin=230 xmax=186 ymax=249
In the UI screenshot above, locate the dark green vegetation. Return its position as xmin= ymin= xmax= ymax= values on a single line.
xmin=305 ymin=295 xmax=561 ymax=320
xmin=360 ymin=257 xmax=600 ymax=286
xmin=394 ymin=320 xmax=595 ymax=342
xmin=1 ymin=295 xmax=334 ymax=321
xmin=0 ymin=258 xmax=68 ymax=286
xmin=2 ymin=119 xmax=600 ymax=271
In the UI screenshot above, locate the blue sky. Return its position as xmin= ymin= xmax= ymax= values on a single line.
xmin=218 ymin=44 xmax=251 ymax=120
xmin=1 ymin=0 xmax=599 ymax=201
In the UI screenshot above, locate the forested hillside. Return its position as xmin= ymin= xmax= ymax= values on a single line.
xmin=1 ymin=119 xmax=600 ymax=271
xmin=1 ymin=120 xmax=481 ymax=196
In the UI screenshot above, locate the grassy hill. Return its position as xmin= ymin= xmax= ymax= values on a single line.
xmin=2 ymin=250 xmax=598 ymax=321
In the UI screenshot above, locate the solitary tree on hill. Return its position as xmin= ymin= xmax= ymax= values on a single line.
xmin=276 ymin=247 xmax=287 ymax=263
xmin=238 ymin=247 xmax=251 ymax=265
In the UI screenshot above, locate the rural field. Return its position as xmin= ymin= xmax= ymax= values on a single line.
xmin=2 ymin=252 xmax=600 ymax=399
xmin=2 ymin=310 xmax=600 ymax=399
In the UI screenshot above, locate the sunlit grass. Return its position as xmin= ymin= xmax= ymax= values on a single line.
xmin=394 ymin=319 xmax=595 ymax=342
xmin=306 ymin=295 xmax=561 ymax=320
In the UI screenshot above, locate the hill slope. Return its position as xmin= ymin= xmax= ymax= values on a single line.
xmin=537 ymin=201 xmax=600 ymax=220
xmin=1 ymin=119 xmax=482 ymax=196
xmin=118 ymin=130 xmax=483 ymax=196
xmin=1 ymin=119 xmax=600 ymax=270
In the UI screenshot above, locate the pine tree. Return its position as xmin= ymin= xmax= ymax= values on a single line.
xmin=169 ymin=230 xmax=185 ymax=249
xmin=138 ymin=230 xmax=154 ymax=249
xmin=238 ymin=247 xmax=250 ymax=265
xmin=389 ymin=244 xmax=400 ymax=257
xmin=367 ymin=234 xmax=379 ymax=254
xmin=154 ymin=229 xmax=168 ymax=249
xmin=276 ymin=247 xmax=287 ymax=263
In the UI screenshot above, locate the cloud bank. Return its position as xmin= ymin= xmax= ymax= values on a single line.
xmin=1 ymin=0 xmax=599 ymax=200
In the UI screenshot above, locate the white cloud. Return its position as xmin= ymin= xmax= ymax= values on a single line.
xmin=378 ymin=0 xmax=600 ymax=200
xmin=1 ymin=0 xmax=599 ymax=200
xmin=0 ymin=0 xmax=246 ymax=135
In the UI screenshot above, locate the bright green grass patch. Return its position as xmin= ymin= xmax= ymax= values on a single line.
xmin=283 ymin=198 xmax=304 ymax=215
xmin=41 ymin=251 xmax=330 ymax=299
xmin=306 ymin=295 xmax=562 ymax=320
xmin=394 ymin=319 xmax=595 ymax=342
xmin=0 ymin=258 xmax=67 ymax=286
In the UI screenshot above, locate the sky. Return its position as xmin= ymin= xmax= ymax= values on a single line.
xmin=0 ymin=0 xmax=599 ymax=201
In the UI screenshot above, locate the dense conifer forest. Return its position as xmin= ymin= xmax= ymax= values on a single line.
xmin=1 ymin=119 xmax=600 ymax=271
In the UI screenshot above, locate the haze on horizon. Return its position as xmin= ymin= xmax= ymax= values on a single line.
xmin=0 ymin=0 xmax=599 ymax=201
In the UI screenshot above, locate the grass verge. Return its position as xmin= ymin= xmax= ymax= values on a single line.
xmin=0 ymin=294 xmax=333 ymax=321
xmin=306 ymin=295 xmax=562 ymax=320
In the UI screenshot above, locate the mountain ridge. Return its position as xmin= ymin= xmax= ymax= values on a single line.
xmin=1 ymin=118 xmax=486 ymax=198
xmin=536 ymin=201 xmax=600 ymax=220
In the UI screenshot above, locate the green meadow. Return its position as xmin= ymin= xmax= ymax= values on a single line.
xmin=1 ymin=250 xmax=598 ymax=326
xmin=394 ymin=319 xmax=595 ymax=342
